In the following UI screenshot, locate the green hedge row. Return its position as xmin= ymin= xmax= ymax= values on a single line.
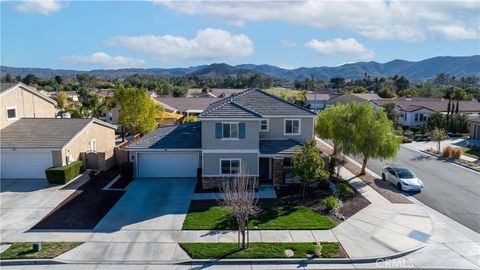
xmin=45 ymin=160 xmax=83 ymax=185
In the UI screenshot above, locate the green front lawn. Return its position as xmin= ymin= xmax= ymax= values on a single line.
xmin=461 ymin=147 xmax=480 ymax=160
xmin=0 ymin=242 xmax=82 ymax=260
xmin=180 ymin=242 xmax=344 ymax=259
xmin=182 ymin=206 xmax=335 ymax=230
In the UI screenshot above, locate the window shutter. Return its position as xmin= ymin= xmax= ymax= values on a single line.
xmin=215 ymin=123 xmax=222 ymax=139
xmin=239 ymin=123 xmax=245 ymax=139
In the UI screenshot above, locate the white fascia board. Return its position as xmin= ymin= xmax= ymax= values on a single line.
xmin=198 ymin=118 xmax=262 ymax=121
xmin=0 ymin=147 xmax=61 ymax=152
xmin=202 ymin=149 xmax=259 ymax=154
xmin=262 ymin=115 xmax=316 ymax=118
xmin=126 ymin=148 xmax=201 ymax=152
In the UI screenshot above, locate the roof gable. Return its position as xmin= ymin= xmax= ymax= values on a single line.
xmin=0 ymin=118 xmax=116 ymax=149
xmin=199 ymin=89 xmax=316 ymax=119
xmin=0 ymin=83 xmax=57 ymax=106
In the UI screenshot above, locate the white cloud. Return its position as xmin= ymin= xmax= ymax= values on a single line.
xmin=305 ymin=38 xmax=375 ymax=61
xmin=281 ymin=40 xmax=297 ymax=48
xmin=153 ymin=0 xmax=479 ymax=42
xmin=62 ymin=52 xmax=146 ymax=68
xmin=429 ymin=25 xmax=479 ymax=40
xmin=104 ymin=28 xmax=254 ymax=62
xmin=14 ymin=0 xmax=62 ymax=15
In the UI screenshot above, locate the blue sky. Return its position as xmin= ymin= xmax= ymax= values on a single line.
xmin=1 ymin=1 xmax=479 ymax=70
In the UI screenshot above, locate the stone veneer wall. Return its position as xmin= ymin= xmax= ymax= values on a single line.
xmin=272 ymin=158 xmax=284 ymax=186
xmin=202 ymin=176 xmax=259 ymax=189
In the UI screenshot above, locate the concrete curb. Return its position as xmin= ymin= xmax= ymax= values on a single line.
xmin=0 ymin=244 xmax=424 ymax=266
xmin=417 ymin=149 xmax=480 ymax=173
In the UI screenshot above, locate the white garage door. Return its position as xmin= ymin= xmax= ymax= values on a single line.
xmin=137 ymin=152 xmax=199 ymax=178
xmin=1 ymin=151 xmax=53 ymax=179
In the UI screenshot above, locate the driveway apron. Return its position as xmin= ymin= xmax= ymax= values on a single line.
xmin=57 ymin=178 xmax=196 ymax=263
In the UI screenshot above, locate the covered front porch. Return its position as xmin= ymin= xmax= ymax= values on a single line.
xmin=258 ymin=139 xmax=303 ymax=186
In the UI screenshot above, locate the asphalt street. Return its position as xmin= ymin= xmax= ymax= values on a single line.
xmin=353 ymin=145 xmax=480 ymax=233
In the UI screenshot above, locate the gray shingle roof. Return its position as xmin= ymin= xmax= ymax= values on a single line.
xmin=0 ymin=118 xmax=113 ymax=149
xmin=200 ymin=89 xmax=316 ymax=118
xmin=259 ymin=139 xmax=303 ymax=155
xmin=155 ymin=97 xmax=221 ymax=113
xmin=0 ymin=82 xmax=18 ymax=93
xmin=127 ymin=122 xmax=202 ymax=149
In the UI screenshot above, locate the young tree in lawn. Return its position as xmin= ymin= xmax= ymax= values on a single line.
xmin=218 ymin=173 xmax=259 ymax=249
xmin=291 ymin=140 xmax=330 ymax=197
xmin=343 ymin=102 xmax=401 ymax=175
xmin=430 ymin=128 xmax=448 ymax=153
xmin=57 ymin=91 xmax=67 ymax=110
xmin=118 ymin=87 xmax=161 ymax=135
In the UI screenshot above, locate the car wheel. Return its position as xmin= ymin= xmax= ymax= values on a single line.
xmin=382 ymin=173 xmax=386 ymax=181
xmin=397 ymin=183 xmax=403 ymax=191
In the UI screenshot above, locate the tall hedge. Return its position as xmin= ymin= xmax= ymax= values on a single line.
xmin=45 ymin=160 xmax=83 ymax=185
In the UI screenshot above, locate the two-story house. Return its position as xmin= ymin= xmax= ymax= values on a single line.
xmin=126 ymin=89 xmax=317 ymax=188
xmin=0 ymin=82 xmax=58 ymax=129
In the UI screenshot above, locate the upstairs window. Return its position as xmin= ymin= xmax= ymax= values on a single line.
xmin=260 ymin=119 xmax=269 ymax=131
xmin=221 ymin=159 xmax=241 ymax=175
xmin=6 ymin=107 xmax=17 ymax=121
xmin=222 ymin=123 xmax=238 ymax=139
xmin=284 ymin=119 xmax=300 ymax=135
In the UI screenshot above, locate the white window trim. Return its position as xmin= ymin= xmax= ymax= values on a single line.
xmin=260 ymin=119 xmax=269 ymax=132
xmin=219 ymin=158 xmax=241 ymax=176
xmin=283 ymin=119 xmax=301 ymax=136
xmin=6 ymin=106 xmax=17 ymax=121
xmin=221 ymin=122 xmax=239 ymax=140
xmin=90 ymin=138 xmax=97 ymax=152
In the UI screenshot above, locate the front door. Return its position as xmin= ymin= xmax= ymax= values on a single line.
xmin=259 ymin=157 xmax=270 ymax=181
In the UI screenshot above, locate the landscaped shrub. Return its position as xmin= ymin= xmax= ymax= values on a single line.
xmin=322 ymin=196 xmax=339 ymax=211
xmin=442 ymin=146 xmax=463 ymax=159
xmin=45 ymin=160 xmax=83 ymax=185
xmin=450 ymin=148 xmax=463 ymax=159
xmin=402 ymin=136 xmax=412 ymax=143
xmin=442 ymin=146 xmax=452 ymax=158
xmin=338 ymin=183 xmax=355 ymax=198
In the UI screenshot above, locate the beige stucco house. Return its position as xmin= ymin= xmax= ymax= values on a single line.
xmin=0 ymin=82 xmax=58 ymax=129
xmin=1 ymin=118 xmax=116 ymax=179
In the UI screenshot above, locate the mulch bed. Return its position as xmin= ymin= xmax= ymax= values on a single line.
xmin=33 ymin=166 xmax=125 ymax=230
xmin=316 ymin=140 xmax=411 ymax=204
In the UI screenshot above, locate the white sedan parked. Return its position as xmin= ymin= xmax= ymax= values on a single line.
xmin=382 ymin=166 xmax=424 ymax=192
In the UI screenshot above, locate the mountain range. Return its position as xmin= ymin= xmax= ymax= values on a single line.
xmin=2 ymin=55 xmax=479 ymax=81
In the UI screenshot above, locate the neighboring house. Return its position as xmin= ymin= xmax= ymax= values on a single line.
xmin=155 ymin=97 xmax=221 ymax=116
xmin=469 ymin=117 xmax=480 ymax=140
xmin=326 ymin=93 xmax=385 ymax=107
xmin=186 ymin=88 xmax=246 ymax=98
xmin=0 ymin=118 xmax=116 ymax=179
xmin=126 ymin=89 xmax=317 ymax=188
xmin=0 ymin=82 xmax=58 ymax=129
xmin=306 ymin=93 xmax=341 ymax=111
xmin=158 ymin=112 xmax=183 ymax=126
xmin=371 ymin=97 xmax=480 ymax=126
xmin=65 ymin=91 xmax=79 ymax=102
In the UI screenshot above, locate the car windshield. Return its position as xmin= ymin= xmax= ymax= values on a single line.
xmin=395 ymin=168 xmax=415 ymax=179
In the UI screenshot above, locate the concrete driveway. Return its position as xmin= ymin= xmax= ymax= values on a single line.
xmin=0 ymin=176 xmax=87 ymax=241
xmin=57 ymin=178 xmax=196 ymax=263
xmin=94 ymin=178 xmax=196 ymax=231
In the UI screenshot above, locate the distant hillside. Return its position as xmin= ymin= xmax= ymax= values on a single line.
xmin=2 ymin=55 xmax=479 ymax=81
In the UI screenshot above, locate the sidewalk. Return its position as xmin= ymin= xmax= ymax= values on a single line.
xmin=53 ymin=167 xmax=433 ymax=264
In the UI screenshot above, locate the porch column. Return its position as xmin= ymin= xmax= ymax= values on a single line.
xmin=272 ymin=157 xmax=284 ymax=186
